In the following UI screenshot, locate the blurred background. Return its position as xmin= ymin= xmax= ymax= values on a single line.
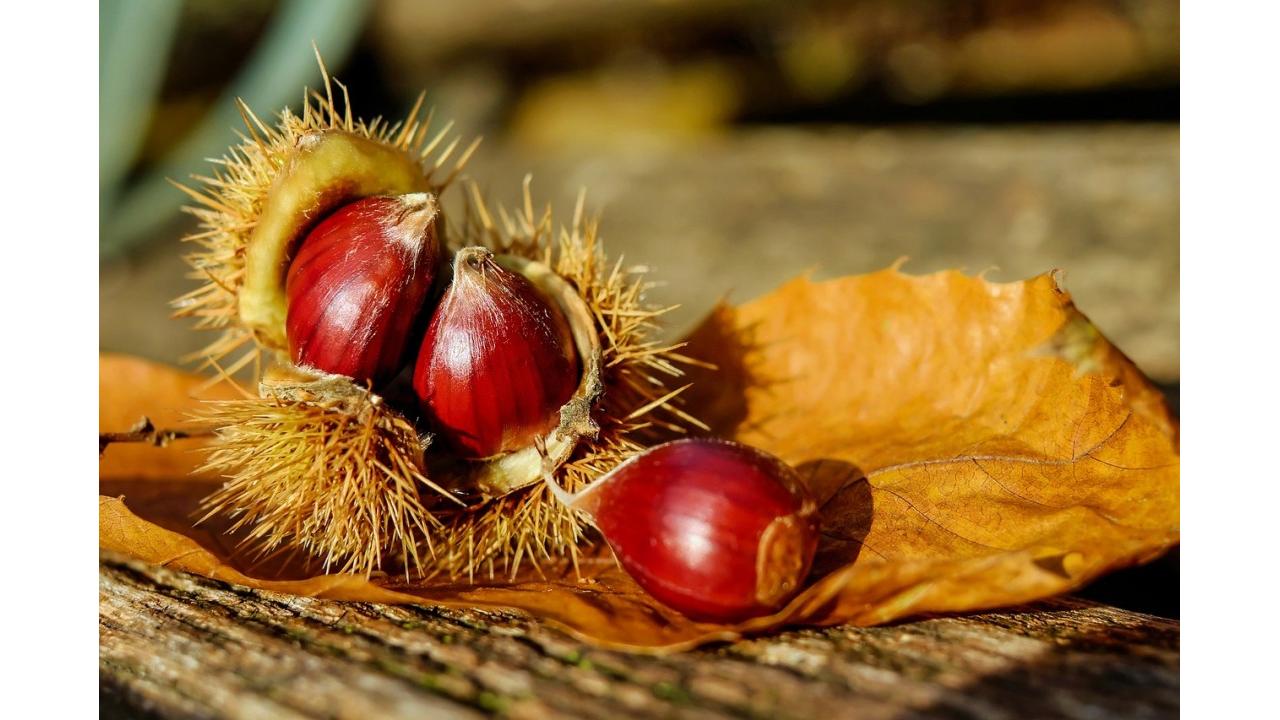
xmin=101 ymin=0 xmax=1178 ymax=380
xmin=100 ymin=0 xmax=1178 ymax=615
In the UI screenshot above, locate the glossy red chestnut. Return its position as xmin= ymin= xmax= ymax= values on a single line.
xmin=285 ymin=193 xmax=441 ymax=384
xmin=413 ymin=247 xmax=580 ymax=459
xmin=547 ymin=438 xmax=819 ymax=623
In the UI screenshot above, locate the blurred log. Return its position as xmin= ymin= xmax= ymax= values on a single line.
xmin=100 ymin=551 xmax=1178 ymax=719
xmin=372 ymin=0 xmax=1178 ymax=107
xmin=470 ymin=125 xmax=1180 ymax=380
xmin=102 ymin=125 xmax=1178 ymax=381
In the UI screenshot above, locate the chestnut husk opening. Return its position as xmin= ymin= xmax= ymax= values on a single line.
xmin=426 ymin=252 xmax=605 ymax=502
xmin=265 ymin=249 xmax=603 ymax=507
xmin=239 ymin=130 xmax=436 ymax=351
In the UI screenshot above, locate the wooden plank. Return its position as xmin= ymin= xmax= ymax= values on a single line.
xmin=100 ymin=551 xmax=1178 ymax=719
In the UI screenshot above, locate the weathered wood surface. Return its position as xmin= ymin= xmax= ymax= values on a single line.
xmin=100 ymin=551 xmax=1178 ymax=719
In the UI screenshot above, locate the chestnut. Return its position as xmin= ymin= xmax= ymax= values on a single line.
xmin=284 ymin=193 xmax=441 ymax=384
xmin=546 ymin=438 xmax=819 ymax=622
xmin=413 ymin=247 xmax=581 ymax=459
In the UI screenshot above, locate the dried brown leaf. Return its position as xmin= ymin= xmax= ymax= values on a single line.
xmin=98 ymin=268 xmax=1178 ymax=651
xmin=99 ymin=353 xmax=243 ymax=481
xmin=680 ymin=269 xmax=1178 ymax=626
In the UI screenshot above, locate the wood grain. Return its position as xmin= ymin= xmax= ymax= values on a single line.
xmin=100 ymin=552 xmax=1177 ymax=719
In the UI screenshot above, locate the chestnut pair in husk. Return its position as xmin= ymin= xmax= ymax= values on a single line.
xmin=283 ymin=194 xmax=581 ymax=463
xmin=176 ymin=72 xmax=817 ymax=623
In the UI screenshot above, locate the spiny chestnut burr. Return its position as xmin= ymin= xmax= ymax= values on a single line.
xmin=414 ymin=247 xmax=581 ymax=459
xmin=285 ymin=193 xmax=440 ymax=384
xmin=545 ymin=438 xmax=819 ymax=623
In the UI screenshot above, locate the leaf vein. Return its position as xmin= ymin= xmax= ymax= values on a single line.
xmin=871 ymin=485 xmax=1008 ymax=552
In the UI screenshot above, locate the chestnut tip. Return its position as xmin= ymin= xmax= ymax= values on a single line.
xmin=454 ymin=246 xmax=495 ymax=272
